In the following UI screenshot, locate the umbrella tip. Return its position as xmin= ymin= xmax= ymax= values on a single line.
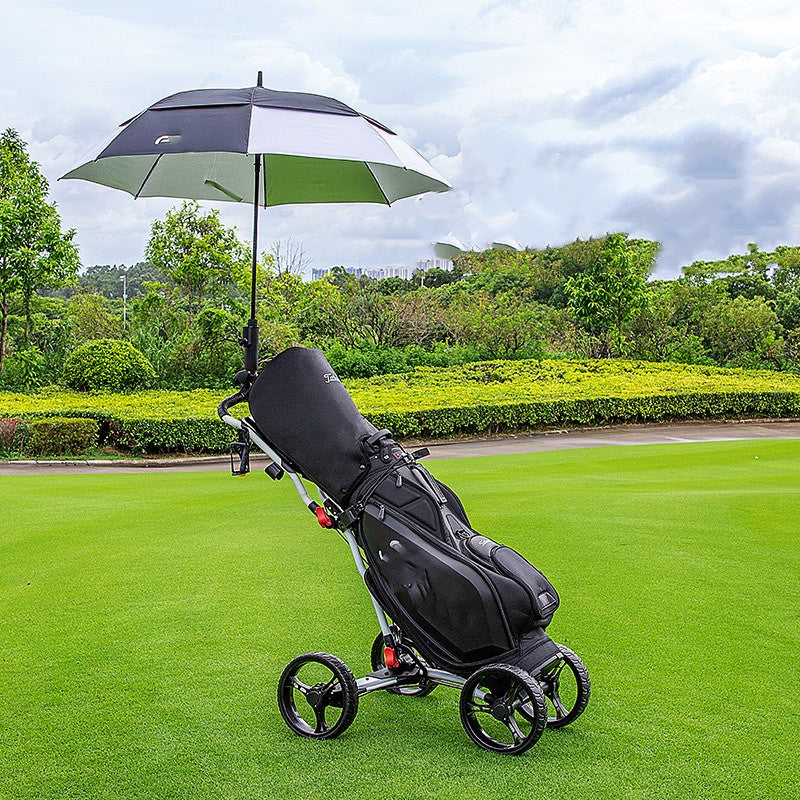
xmin=256 ymin=70 xmax=263 ymax=87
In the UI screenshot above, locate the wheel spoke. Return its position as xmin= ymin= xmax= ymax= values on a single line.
xmin=313 ymin=704 xmax=328 ymax=734
xmin=517 ymin=700 xmax=535 ymax=722
xmin=290 ymin=676 xmax=310 ymax=696
xmin=467 ymin=699 xmax=492 ymax=714
xmin=550 ymin=692 xmax=569 ymax=719
xmin=511 ymin=690 xmax=532 ymax=710
xmin=505 ymin=716 xmax=526 ymax=745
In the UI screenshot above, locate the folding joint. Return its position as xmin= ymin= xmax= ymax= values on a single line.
xmin=337 ymin=504 xmax=363 ymax=531
xmin=308 ymin=501 xmax=334 ymax=528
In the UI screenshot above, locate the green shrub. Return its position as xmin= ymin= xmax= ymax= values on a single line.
xmin=0 ymin=417 xmax=25 ymax=454
xmin=0 ymin=346 xmax=45 ymax=390
xmin=325 ymin=343 xmax=411 ymax=378
xmin=24 ymin=417 xmax=99 ymax=457
xmin=3 ymin=358 xmax=800 ymax=454
xmin=63 ymin=339 xmax=156 ymax=392
xmin=109 ymin=417 xmax=231 ymax=455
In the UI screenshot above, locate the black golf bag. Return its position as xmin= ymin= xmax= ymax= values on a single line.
xmin=247 ymin=347 xmax=562 ymax=678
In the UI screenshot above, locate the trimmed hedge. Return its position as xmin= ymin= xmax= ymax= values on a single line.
xmin=109 ymin=417 xmax=231 ymax=455
xmin=2 ymin=359 xmax=800 ymax=454
xmin=24 ymin=417 xmax=99 ymax=457
xmin=363 ymin=391 xmax=800 ymax=437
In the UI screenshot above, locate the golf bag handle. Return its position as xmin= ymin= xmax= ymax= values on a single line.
xmin=218 ymin=389 xmax=249 ymax=421
xmin=364 ymin=429 xmax=393 ymax=448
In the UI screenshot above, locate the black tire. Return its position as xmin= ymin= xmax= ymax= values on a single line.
xmin=277 ymin=652 xmax=359 ymax=739
xmin=538 ymin=645 xmax=591 ymax=729
xmin=459 ymin=663 xmax=547 ymax=754
xmin=370 ymin=632 xmax=436 ymax=697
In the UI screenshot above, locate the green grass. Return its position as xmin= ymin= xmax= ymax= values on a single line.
xmin=1 ymin=440 xmax=798 ymax=799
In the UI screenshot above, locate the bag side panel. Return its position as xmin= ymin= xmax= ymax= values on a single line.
xmin=360 ymin=506 xmax=515 ymax=660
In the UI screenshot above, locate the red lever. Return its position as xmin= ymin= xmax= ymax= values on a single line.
xmin=314 ymin=506 xmax=333 ymax=528
xmin=383 ymin=646 xmax=400 ymax=669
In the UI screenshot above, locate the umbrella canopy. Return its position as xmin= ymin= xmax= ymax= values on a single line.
xmin=61 ymin=74 xmax=451 ymax=378
xmin=61 ymin=84 xmax=450 ymax=206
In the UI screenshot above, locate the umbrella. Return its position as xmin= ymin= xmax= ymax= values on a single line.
xmin=61 ymin=72 xmax=450 ymax=378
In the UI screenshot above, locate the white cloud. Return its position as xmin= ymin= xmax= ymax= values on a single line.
xmin=3 ymin=0 xmax=800 ymax=276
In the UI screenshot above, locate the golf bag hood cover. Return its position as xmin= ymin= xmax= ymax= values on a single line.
xmin=247 ymin=347 xmax=376 ymax=499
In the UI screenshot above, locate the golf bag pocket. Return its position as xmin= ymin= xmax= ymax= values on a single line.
xmin=465 ymin=535 xmax=559 ymax=627
xmin=360 ymin=503 xmax=521 ymax=661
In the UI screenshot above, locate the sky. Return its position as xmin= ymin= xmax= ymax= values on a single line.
xmin=3 ymin=0 xmax=800 ymax=278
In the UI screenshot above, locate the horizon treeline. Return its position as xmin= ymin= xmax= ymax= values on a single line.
xmin=3 ymin=223 xmax=799 ymax=390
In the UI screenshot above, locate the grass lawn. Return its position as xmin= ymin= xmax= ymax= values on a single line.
xmin=1 ymin=440 xmax=798 ymax=799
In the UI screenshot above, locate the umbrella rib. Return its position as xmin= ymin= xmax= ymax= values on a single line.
xmin=134 ymin=154 xmax=162 ymax=199
xmin=365 ymin=163 xmax=391 ymax=206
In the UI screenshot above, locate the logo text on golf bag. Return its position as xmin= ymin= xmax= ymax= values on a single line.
xmin=323 ymin=373 xmax=341 ymax=384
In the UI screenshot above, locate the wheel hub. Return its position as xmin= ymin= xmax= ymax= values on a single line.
xmin=490 ymin=700 xmax=511 ymax=721
xmin=306 ymin=686 xmax=324 ymax=707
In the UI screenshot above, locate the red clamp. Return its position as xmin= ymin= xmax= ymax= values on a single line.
xmin=383 ymin=646 xmax=400 ymax=669
xmin=314 ymin=505 xmax=333 ymax=528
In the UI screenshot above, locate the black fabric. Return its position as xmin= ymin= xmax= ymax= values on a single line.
xmin=248 ymin=345 xmax=560 ymax=676
xmin=100 ymin=105 xmax=251 ymax=157
xmin=103 ymin=85 xmax=366 ymax=159
xmin=103 ymin=85 xmax=393 ymax=160
xmin=355 ymin=457 xmax=560 ymax=675
xmin=151 ymin=86 xmax=361 ymax=116
xmin=247 ymin=347 xmax=376 ymax=499
xmin=361 ymin=504 xmax=516 ymax=660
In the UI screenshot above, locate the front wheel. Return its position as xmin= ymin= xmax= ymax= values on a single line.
xmin=459 ymin=663 xmax=547 ymax=754
xmin=538 ymin=645 xmax=591 ymax=728
xmin=277 ymin=652 xmax=359 ymax=739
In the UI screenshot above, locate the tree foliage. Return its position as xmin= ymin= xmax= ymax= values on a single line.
xmin=4 ymin=136 xmax=800 ymax=394
xmin=144 ymin=201 xmax=248 ymax=322
xmin=565 ymin=233 xmax=657 ymax=355
xmin=0 ymin=128 xmax=79 ymax=371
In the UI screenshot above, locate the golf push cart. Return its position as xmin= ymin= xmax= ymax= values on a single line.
xmin=218 ymin=328 xmax=590 ymax=755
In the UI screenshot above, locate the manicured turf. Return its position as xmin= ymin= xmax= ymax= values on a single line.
xmin=1 ymin=440 xmax=798 ymax=799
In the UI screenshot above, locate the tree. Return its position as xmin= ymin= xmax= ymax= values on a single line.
xmin=71 ymin=261 xmax=166 ymax=300
xmin=565 ymin=233 xmax=656 ymax=355
xmin=67 ymin=293 xmax=123 ymax=345
xmin=700 ymin=295 xmax=783 ymax=369
xmin=0 ymin=128 xmax=79 ymax=371
xmin=144 ymin=201 xmax=248 ymax=322
xmin=270 ymin=236 xmax=310 ymax=276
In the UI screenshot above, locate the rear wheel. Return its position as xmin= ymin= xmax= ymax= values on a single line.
xmin=538 ymin=645 xmax=590 ymax=728
xmin=277 ymin=652 xmax=358 ymax=739
xmin=370 ymin=631 xmax=436 ymax=697
xmin=459 ymin=663 xmax=547 ymax=754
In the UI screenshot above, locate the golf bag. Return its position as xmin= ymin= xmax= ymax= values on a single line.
xmin=247 ymin=347 xmax=562 ymax=678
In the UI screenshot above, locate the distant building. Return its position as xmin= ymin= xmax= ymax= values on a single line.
xmin=490 ymin=237 xmax=523 ymax=251
xmin=310 ymin=265 xmax=412 ymax=281
xmin=415 ymin=257 xmax=454 ymax=272
xmin=364 ymin=266 xmax=412 ymax=280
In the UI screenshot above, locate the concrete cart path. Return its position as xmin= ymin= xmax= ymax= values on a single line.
xmin=2 ymin=420 xmax=799 ymax=476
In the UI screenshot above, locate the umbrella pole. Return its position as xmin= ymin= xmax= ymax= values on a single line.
xmin=240 ymin=153 xmax=261 ymax=379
